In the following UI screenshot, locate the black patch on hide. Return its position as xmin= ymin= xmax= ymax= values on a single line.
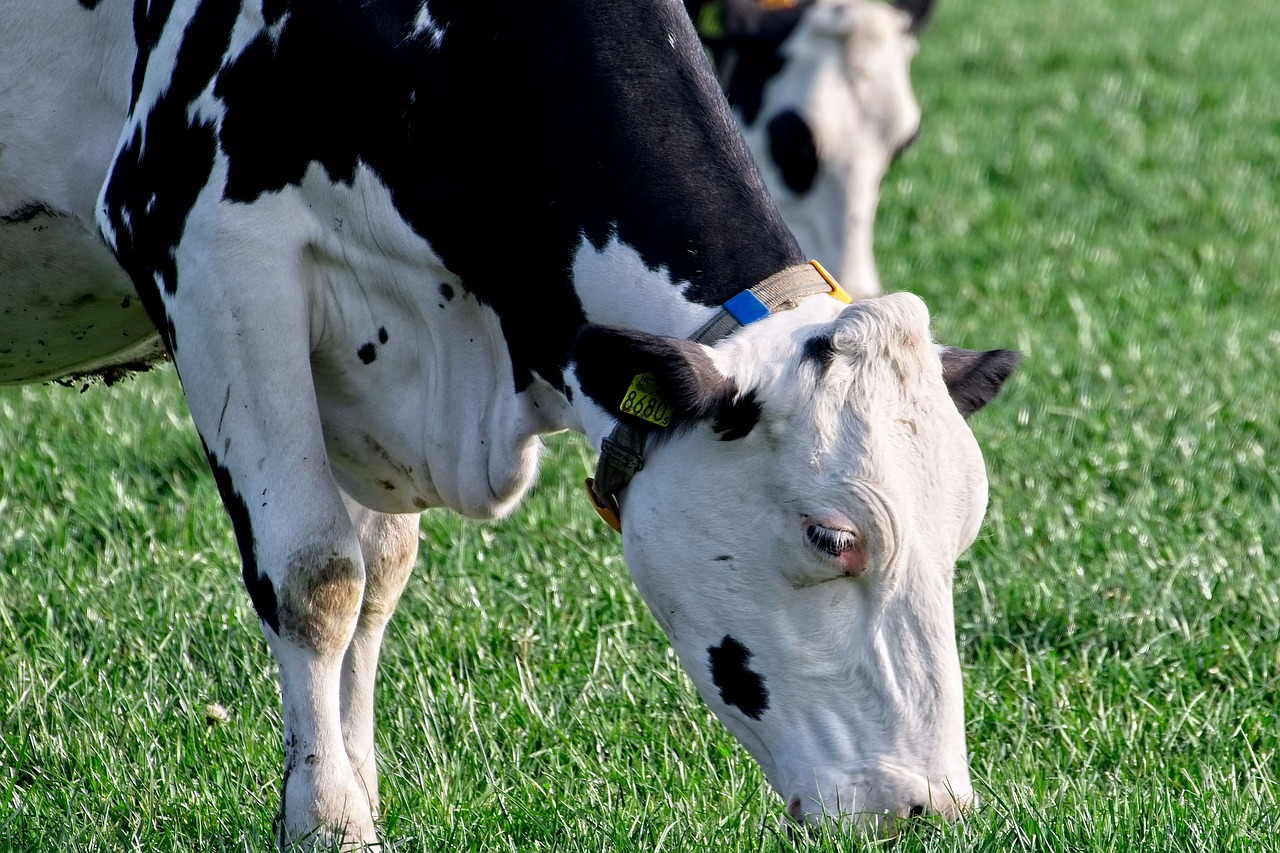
xmin=102 ymin=0 xmax=236 ymax=353
xmin=206 ymin=446 xmax=278 ymax=634
xmin=358 ymin=342 xmax=377 ymax=364
xmin=208 ymin=0 xmax=800 ymax=392
xmin=708 ymin=635 xmax=769 ymax=719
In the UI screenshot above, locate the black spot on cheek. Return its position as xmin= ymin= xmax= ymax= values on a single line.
xmin=708 ymin=635 xmax=769 ymax=719
xmin=713 ymin=555 xmax=733 ymax=562
xmin=713 ymin=390 xmax=761 ymax=441
xmin=767 ymin=109 xmax=818 ymax=195
xmin=378 ymin=326 xmax=388 ymax=344
xmin=357 ymin=342 xmax=377 ymax=364
xmin=800 ymin=333 xmax=837 ymax=370
xmin=439 ymin=283 xmax=454 ymax=302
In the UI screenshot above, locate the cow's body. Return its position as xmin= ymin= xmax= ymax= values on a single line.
xmin=1 ymin=1 xmax=1015 ymax=847
xmin=688 ymin=0 xmax=931 ymax=299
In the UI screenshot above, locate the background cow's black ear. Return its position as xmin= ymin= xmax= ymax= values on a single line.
xmin=939 ymin=347 xmax=1020 ymax=417
xmin=895 ymin=0 xmax=938 ymax=34
xmin=572 ymin=326 xmax=737 ymax=431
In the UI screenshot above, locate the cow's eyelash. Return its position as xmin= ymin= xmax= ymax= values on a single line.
xmin=805 ymin=523 xmax=856 ymax=557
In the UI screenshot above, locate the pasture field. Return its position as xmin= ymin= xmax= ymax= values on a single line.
xmin=2 ymin=0 xmax=1279 ymax=849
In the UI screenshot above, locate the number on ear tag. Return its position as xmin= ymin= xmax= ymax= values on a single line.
xmin=619 ymin=373 xmax=674 ymax=427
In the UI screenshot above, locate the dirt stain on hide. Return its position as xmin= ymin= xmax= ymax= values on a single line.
xmin=277 ymin=546 xmax=364 ymax=656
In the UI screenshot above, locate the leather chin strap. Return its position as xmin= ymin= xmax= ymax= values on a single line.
xmin=585 ymin=260 xmax=851 ymax=532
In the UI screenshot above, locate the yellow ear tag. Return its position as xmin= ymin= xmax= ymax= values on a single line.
xmin=620 ymin=373 xmax=674 ymax=427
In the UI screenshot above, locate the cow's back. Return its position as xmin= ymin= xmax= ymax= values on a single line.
xmin=0 ymin=0 xmax=165 ymax=385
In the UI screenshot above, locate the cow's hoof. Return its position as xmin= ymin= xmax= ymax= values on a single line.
xmin=278 ymin=773 xmax=380 ymax=851
xmin=279 ymin=819 xmax=380 ymax=853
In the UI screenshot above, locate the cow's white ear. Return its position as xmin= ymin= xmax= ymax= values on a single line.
xmin=937 ymin=346 xmax=1020 ymax=417
xmin=572 ymin=325 xmax=736 ymax=430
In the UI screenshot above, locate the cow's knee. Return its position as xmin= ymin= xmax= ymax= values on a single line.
xmin=358 ymin=515 xmax=418 ymax=622
xmin=275 ymin=542 xmax=366 ymax=658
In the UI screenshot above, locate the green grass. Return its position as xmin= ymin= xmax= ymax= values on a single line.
xmin=3 ymin=0 xmax=1280 ymax=849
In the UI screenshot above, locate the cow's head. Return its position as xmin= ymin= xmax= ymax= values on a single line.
xmin=721 ymin=0 xmax=932 ymax=299
xmin=573 ymin=291 xmax=1016 ymax=832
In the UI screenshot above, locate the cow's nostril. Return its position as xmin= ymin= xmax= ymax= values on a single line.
xmin=908 ymin=803 xmax=927 ymax=818
xmin=766 ymin=109 xmax=818 ymax=194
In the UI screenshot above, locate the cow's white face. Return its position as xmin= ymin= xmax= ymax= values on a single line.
xmin=744 ymin=0 xmax=923 ymax=299
xmin=574 ymin=292 xmax=1016 ymax=831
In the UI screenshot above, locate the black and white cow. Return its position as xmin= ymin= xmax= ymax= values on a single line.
xmin=688 ymin=0 xmax=934 ymax=299
xmin=1 ymin=0 xmax=1016 ymax=847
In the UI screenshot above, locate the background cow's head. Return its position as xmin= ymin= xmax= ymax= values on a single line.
xmin=573 ymin=292 xmax=1016 ymax=831
xmin=696 ymin=0 xmax=933 ymax=300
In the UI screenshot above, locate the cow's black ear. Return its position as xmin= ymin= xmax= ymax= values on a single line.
xmin=572 ymin=326 xmax=737 ymax=431
xmin=895 ymin=0 xmax=937 ymax=34
xmin=939 ymin=347 xmax=1020 ymax=417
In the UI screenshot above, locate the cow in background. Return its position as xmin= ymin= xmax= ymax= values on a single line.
xmin=689 ymin=0 xmax=935 ymax=299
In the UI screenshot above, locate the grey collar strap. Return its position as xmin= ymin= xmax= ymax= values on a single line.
xmin=585 ymin=261 xmax=851 ymax=532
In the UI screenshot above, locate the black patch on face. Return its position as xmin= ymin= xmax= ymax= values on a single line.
xmin=77 ymin=0 xmax=105 ymax=9
xmin=767 ymin=110 xmax=818 ymax=195
xmin=377 ymin=326 xmax=389 ymax=344
xmin=800 ymin=333 xmax=837 ymax=370
xmin=439 ymin=283 xmax=454 ymax=302
xmin=708 ymin=635 xmax=769 ymax=719
xmin=712 ymin=389 xmax=761 ymax=441
xmin=357 ymin=342 xmax=377 ymax=364
xmin=206 ymin=446 xmax=278 ymax=634
xmin=713 ymin=555 xmax=733 ymax=562
xmin=208 ymin=1 xmax=801 ymax=392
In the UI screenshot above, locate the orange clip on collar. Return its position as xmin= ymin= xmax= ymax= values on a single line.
xmin=810 ymin=259 xmax=852 ymax=304
xmin=584 ymin=478 xmax=623 ymax=533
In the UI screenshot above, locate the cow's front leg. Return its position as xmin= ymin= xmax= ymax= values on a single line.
xmin=161 ymin=285 xmax=379 ymax=849
xmin=267 ymin=532 xmax=375 ymax=850
xmin=338 ymin=495 xmax=420 ymax=819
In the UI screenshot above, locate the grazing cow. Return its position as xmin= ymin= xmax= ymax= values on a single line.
xmin=687 ymin=0 xmax=934 ymax=299
xmin=0 ymin=0 xmax=1016 ymax=847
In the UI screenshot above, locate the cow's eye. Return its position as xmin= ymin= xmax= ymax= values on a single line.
xmin=805 ymin=522 xmax=856 ymax=558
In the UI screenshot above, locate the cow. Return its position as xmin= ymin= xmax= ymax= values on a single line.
xmin=0 ymin=0 xmax=1017 ymax=848
xmin=687 ymin=0 xmax=934 ymax=299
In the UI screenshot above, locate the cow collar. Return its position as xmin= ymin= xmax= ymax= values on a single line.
xmin=585 ymin=260 xmax=851 ymax=532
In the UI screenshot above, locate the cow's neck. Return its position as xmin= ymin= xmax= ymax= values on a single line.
xmin=398 ymin=1 xmax=807 ymax=395
xmin=511 ymin=0 xmax=809 ymax=413
xmin=529 ymin=0 xmax=805 ymax=304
